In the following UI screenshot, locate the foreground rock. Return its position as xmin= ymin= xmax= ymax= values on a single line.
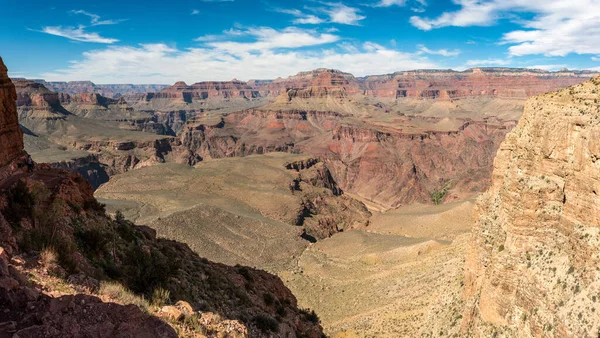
xmin=463 ymin=76 xmax=600 ymax=336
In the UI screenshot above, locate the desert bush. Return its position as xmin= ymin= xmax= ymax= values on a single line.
xmin=40 ymin=247 xmax=58 ymax=269
xmin=253 ymin=314 xmax=279 ymax=333
xmin=74 ymin=226 xmax=111 ymax=255
xmin=4 ymin=179 xmax=35 ymax=224
xmin=83 ymin=199 xmax=106 ymax=213
xmin=431 ymin=181 xmax=453 ymax=205
xmin=300 ymin=308 xmax=321 ymax=324
xmin=122 ymin=245 xmax=178 ymax=295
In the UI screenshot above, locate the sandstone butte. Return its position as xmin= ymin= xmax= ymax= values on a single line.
xmin=463 ymin=76 xmax=600 ymax=336
xmin=0 ymin=57 xmax=325 ymax=338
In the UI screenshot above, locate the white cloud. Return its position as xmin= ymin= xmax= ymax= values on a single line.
xmin=70 ymin=10 xmax=125 ymax=26
xmin=279 ymin=3 xmax=365 ymax=26
xmin=195 ymin=27 xmax=339 ymax=53
xmin=320 ymin=3 xmax=366 ymax=25
xmin=410 ymin=0 xmax=600 ymax=57
xmin=277 ymin=9 xmax=326 ymax=25
xmin=592 ymin=56 xmax=600 ymax=61
xmin=373 ymin=0 xmax=426 ymax=7
xmin=40 ymin=30 xmax=438 ymax=83
xmin=37 ymin=10 xmax=122 ymax=43
xmin=375 ymin=0 xmax=406 ymax=6
xmin=465 ymin=59 xmax=511 ymax=67
xmin=39 ymin=26 xmax=118 ymax=43
xmin=417 ymin=44 xmax=460 ymax=57
xmin=191 ymin=9 xmax=200 ymax=15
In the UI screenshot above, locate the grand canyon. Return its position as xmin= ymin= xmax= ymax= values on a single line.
xmin=3 ymin=1 xmax=600 ymax=336
xmin=3 ymin=54 xmax=600 ymax=337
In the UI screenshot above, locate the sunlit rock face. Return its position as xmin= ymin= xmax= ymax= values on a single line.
xmin=463 ymin=77 xmax=600 ymax=337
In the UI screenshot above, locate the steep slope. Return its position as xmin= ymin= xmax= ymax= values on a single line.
xmin=463 ymin=76 xmax=600 ymax=336
xmin=0 ymin=60 xmax=23 ymax=165
xmin=0 ymin=57 xmax=324 ymax=338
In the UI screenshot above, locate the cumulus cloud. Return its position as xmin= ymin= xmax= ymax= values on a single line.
xmin=195 ymin=27 xmax=339 ymax=53
xmin=320 ymin=3 xmax=366 ymax=25
xmin=410 ymin=0 xmax=600 ymax=57
xmin=417 ymin=44 xmax=460 ymax=57
xmin=41 ymin=27 xmax=437 ymax=83
xmin=191 ymin=9 xmax=200 ymax=15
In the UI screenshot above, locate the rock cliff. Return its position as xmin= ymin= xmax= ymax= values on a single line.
xmin=463 ymin=76 xmax=600 ymax=336
xmin=0 ymin=58 xmax=23 ymax=165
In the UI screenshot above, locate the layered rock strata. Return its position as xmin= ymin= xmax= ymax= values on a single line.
xmin=463 ymin=77 xmax=600 ymax=336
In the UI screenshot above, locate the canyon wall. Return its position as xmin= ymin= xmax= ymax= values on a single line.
xmin=463 ymin=77 xmax=600 ymax=336
xmin=0 ymin=57 xmax=23 ymax=165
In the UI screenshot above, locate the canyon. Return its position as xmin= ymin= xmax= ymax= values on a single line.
xmin=0 ymin=57 xmax=325 ymax=337
xmin=16 ymin=67 xmax=597 ymax=207
xmin=7 ymin=60 xmax=600 ymax=337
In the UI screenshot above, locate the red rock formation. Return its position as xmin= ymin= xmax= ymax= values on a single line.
xmin=363 ymin=68 xmax=599 ymax=99
xmin=0 ymin=58 xmax=23 ymax=165
xmin=141 ymin=80 xmax=261 ymax=103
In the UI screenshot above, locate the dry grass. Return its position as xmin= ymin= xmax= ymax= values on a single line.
xmin=39 ymin=247 xmax=58 ymax=269
xmin=99 ymin=281 xmax=150 ymax=313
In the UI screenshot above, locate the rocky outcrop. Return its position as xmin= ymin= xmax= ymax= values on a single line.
xmin=13 ymin=79 xmax=69 ymax=120
xmin=463 ymin=77 xmax=600 ymax=336
xmin=287 ymin=159 xmax=370 ymax=240
xmin=0 ymin=58 xmax=23 ymax=165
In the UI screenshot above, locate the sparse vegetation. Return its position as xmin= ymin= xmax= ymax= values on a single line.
xmin=99 ymin=281 xmax=150 ymax=312
xmin=431 ymin=180 xmax=453 ymax=205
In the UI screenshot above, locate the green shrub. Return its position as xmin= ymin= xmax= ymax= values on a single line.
xmin=431 ymin=180 xmax=453 ymax=205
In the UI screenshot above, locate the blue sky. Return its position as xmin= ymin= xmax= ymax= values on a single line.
xmin=1 ymin=0 xmax=600 ymax=83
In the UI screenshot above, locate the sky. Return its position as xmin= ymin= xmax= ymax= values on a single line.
xmin=2 ymin=0 xmax=600 ymax=83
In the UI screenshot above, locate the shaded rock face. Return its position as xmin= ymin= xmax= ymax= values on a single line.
xmin=463 ymin=77 xmax=600 ymax=336
xmin=0 ymin=58 xmax=23 ymax=165
xmin=319 ymin=120 xmax=514 ymax=207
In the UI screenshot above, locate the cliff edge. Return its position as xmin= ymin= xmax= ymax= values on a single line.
xmin=463 ymin=76 xmax=600 ymax=336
